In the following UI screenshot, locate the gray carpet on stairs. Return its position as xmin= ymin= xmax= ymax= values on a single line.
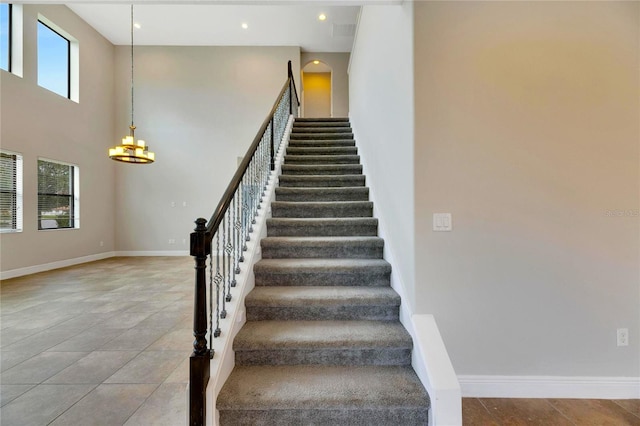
xmin=217 ymin=118 xmax=429 ymax=425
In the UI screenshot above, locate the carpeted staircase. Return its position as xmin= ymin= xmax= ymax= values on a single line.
xmin=217 ymin=118 xmax=430 ymax=425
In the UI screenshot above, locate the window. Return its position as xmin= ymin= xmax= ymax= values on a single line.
xmin=37 ymin=20 xmax=70 ymax=98
xmin=0 ymin=4 xmax=10 ymax=72
xmin=38 ymin=159 xmax=79 ymax=230
xmin=0 ymin=151 xmax=23 ymax=232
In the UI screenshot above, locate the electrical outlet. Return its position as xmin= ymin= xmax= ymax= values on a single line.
xmin=99 ymin=241 xmax=104 ymax=247
xmin=617 ymin=328 xmax=629 ymax=346
xmin=168 ymin=239 xmax=175 ymax=244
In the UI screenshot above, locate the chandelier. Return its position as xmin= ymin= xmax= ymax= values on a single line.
xmin=109 ymin=5 xmax=155 ymax=164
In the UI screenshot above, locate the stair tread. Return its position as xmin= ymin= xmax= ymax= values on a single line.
xmin=266 ymin=217 xmax=378 ymax=237
xmin=262 ymin=236 xmax=383 ymax=244
xmin=275 ymin=186 xmax=368 ymax=193
xmin=255 ymin=258 xmax=391 ymax=272
xmin=286 ymin=147 xmax=357 ymax=154
xmin=217 ymin=365 xmax=429 ymax=410
xmin=292 ymin=127 xmax=352 ymax=132
xmin=288 ymin=139 xmax=355 ymax=146
xmin=284 ymin=154 xmax=360 ymax=162
xmin=246 ymin=286 xmax=400 ymax=307
xmin=295 ymin=117 xmax=349 ymax=122
xmin=234 ymin=320 xmax=411 ymax=350
xmin=261 ymin=236 xmax=383 ymax=259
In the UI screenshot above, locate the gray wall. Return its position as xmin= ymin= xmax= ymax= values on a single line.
xmin=0 ymin=5 xmax=116 ymax=272
xmin=113 ymin=46 xmax=300 ymax=252
xmin=349 ymin=0 xmax=639 ymax=379
xmin=301 ymin=52 xmax=349 ymax=118
xmin=413 ymin=1 xmax=639 ymax=376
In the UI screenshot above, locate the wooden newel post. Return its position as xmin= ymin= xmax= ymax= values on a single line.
xmin=288 ymin=60 xmax=294 ymax=115
xmin=190 ymin=217 xmax=210 ymax=426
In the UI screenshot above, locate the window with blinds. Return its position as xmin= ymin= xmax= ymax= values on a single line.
xmin=37 ymin=159 xmax=79 ymax=230
xmin=0 ymin=150 xmax=23 ymax=232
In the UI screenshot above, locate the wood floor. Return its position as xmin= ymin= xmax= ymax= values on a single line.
xmin=464 ymin=398 xmax=640 ymax=425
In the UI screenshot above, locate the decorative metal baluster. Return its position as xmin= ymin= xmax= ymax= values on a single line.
xmin=226 ymin=208 xmax=234 ymax=295
xmin=234 ymin=192 xmax=242 ymax=271
xmin=220 ymin=216 xmax=227 ymax=319
xmin=213 ymin=231 xmax=221 ymax=337
xmin=253 ymin=153 xmax=260 ymax=219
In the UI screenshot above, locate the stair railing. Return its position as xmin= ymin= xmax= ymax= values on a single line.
xmin=189 ymin=60 xmax=299 ymax=426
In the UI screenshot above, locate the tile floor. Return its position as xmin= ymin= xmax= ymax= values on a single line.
xmin=1 ymin=257 xmax=193 ymax=426
xmin=2 ymin=257 xmax=640 ymax=425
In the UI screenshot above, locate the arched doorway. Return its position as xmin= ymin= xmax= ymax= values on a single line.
xmin=301 ymin=60 xmax=332 ymax=118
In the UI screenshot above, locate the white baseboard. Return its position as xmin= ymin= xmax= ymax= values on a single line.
xmin=113 ymin=250 xmax=190 ymax=257
xmin=1 ymin=251 xmax=116 ymax=280
xmin=459 ymin=375 xmax=640 ymax=399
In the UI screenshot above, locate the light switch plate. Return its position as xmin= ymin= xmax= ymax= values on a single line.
xmin=433 ymin=213 xmax=452 ymax=231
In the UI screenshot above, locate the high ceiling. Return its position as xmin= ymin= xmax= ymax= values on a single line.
xmin=67 ymin=4 xmax=362 ymax=52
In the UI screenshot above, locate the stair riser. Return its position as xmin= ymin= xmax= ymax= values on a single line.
xmin=266 ymin=221 xmax=378 ymax=237
xmin=271 ymin=203 xmax=373 ymax=218
xmin=254 ymin=271 xmax=391 ymax=287
xmin=278 ymin=176 xmax=366 ymax=188
xmin=262 ymin=244 xmax=382 ymax=259
xmin=295 ymin=118 xmax=349 ymax=122
xmin=284 ymin=155 xmax=360 ymax=164
xmin=219 ymin=408 xmax=429 ymax=426
xmin=292 ymin=122 xmax=350 ymax=127
xmin=281 ymin=165 xmax=363 ymax=175
xmin=291 ymin=127 xmax=352 ymax=133
xmin=235 ymin=348 xmax=412 ymax=367
xmin=246 ymin=305 xmax=400 ymax=321
xmin=286 ymin=147 xmax=358 ymax=155
xmin=290 ymin=133 xmax=354 ymax=140
xmin=275 ymin=188 xmax=369 ymax=202
xmin=288 ymin=140 xmax=355 ymax=147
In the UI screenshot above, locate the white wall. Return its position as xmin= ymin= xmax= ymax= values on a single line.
xmin=348 ymin=3 xmax=415 ymax=310
xmin=301 ymin=52 xmax=349 ymax=117
xmin=0 ymin=5 xmax=116 ymax=273
xmin=113 ymin=46 xmax=300 ymax=252
xmin=414 ymin=1 xmax=640 ymax=378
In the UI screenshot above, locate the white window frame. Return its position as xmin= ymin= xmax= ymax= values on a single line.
xmin=0 ymin=150 xmax=23 ymax=233
xmin=37 ymin=157 xmax=80 ymax=231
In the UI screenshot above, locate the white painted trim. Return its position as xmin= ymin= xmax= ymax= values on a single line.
xmin=459 ymin=375 xmax=640 ymax=399
xmin=113 ymin=250 xmax=189 ymax=257
xmin=413 ymin=315 xmax=462 ymax=426
xmin=0 ymin=251 xmax=116 ymax=280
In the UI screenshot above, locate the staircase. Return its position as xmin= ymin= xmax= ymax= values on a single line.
xmin=217 ymin=118 xmax=430 ymax=425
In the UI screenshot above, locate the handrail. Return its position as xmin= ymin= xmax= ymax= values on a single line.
xmin=189 ymin=60 xmax=299 ymax=426
xmin=204 ymin=74 xmax=293 ymax=239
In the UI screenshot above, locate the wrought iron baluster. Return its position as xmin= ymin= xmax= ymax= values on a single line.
xmin=234 ymin=192 xmax=242 ymax=271
xmin=213 ymin=231 xmax=221 ymax=337
xmin=220 ymin=216 xmax=227 ymax=319
xmin=226 ymin=208 xmax=235 ymax=295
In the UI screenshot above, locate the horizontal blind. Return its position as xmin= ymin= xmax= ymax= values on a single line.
xmin=38 ymin=159 xmax=74 ymax=229
xmin=0 ymin=152 xmax=17 ymax=230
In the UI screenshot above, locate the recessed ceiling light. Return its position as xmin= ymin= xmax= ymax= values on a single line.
xmin=134 ymin=22 xmax=141 ymax=29
xmin=241 ymin=23 xmax=248 ymax=29
xmin=318 ymin=14 xmax=327 ymax=21
xmin=313 ymin=60 xmax=320 ymax=65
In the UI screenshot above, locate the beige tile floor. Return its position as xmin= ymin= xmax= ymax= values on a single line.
xmin=1 ymin=257 xmax=193 ymax=426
